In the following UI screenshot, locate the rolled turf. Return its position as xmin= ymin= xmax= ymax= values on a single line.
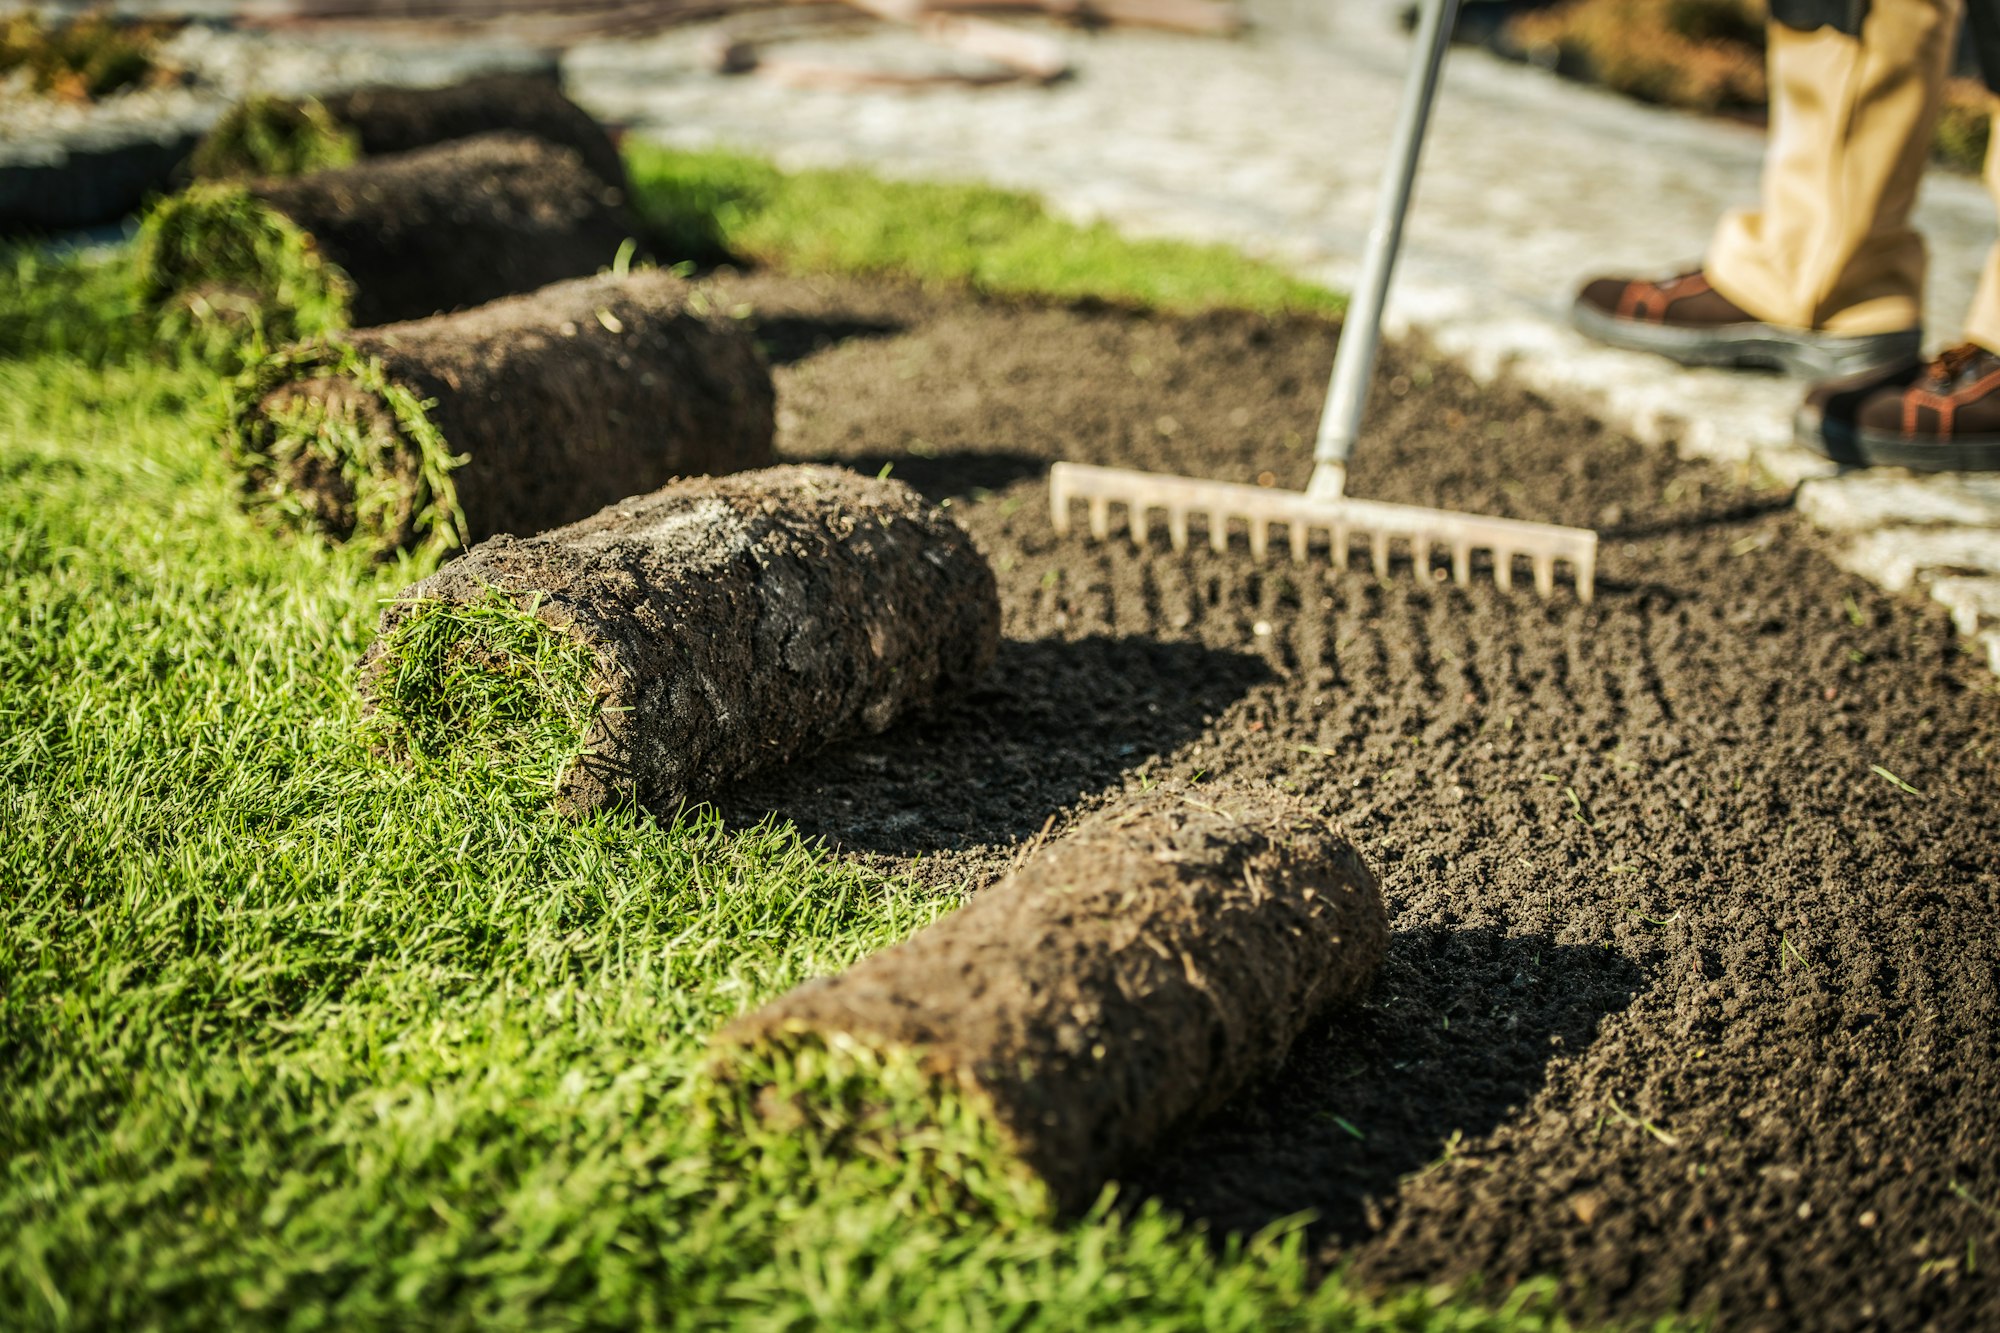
xmin=229 ymin=269 xmax=775 ymax=557
xmin=189 ymin=73 xmax=628 ymax=195
xmin=136 ymin=131 xmax=641 ymax=347
xmin=705 ymin=787 xmax=1388 ymax=1215
xmin=358 ymin=464 xmax=1000 ymax=812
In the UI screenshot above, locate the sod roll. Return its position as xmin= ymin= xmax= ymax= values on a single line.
xmin=232 ymin=269 xmax=775 ymax=556
xmin=359 ymin=465 xmax=1000 ymax=813
xmin=191 ymin=74 xmax=628 ymax=194
xmin=709 ymin=787 xmax=1388 ymax=1215
xmin=184 ymin=93 xmax=360 ymax=183
xmin=137 ymin=131 xmax=640 ymax=344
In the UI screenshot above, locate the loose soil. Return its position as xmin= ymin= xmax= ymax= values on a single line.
xmin=691 ymin=268 xmax=2000 ymax=1331
xmin=717 ymin=786 xmax=1387 ymax=1215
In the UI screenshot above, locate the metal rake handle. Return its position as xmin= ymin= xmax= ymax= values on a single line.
xmin=1307 ymin=0 xmax=1462 ymax=500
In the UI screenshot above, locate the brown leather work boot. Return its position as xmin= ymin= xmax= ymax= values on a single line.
xmin=1797 ymin=343 xmax=2000 ymax=471
xmin=1572 ymin=269 xmax=1921 ymax=379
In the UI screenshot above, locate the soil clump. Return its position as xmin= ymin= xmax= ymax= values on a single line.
xmin=234 ymin=269 xmax=775 ymax=555
xmin=688 ymin=269 xmax=2000 ymax=1331
xmin=361 ymin=465 xmax=999 ymax=817
xmin=715 ymin=785 xmax=1386 ymax=1215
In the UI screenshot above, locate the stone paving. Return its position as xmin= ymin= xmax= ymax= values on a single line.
xmin=0 ymin=22 xmax=545 ymax=147
xmin=565 ymin=0 xmax=2000 ymax=674
xmin=2 ymin=22 xmax=546 ymax=232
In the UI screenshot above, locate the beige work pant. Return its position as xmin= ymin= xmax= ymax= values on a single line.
xmin=1706 ymin=0 xmax=2000 ymax=350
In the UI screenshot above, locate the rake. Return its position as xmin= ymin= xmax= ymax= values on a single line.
xmin=1048 ymin=0 xmax=1597 ymax=601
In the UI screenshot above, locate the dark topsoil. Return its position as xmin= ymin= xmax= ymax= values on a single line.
xmin=695 ymin=269 xmax=1999 ymax=1331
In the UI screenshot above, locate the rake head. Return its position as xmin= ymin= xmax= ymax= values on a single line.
xmin=1048 ymin=462 xmax=1597 ymax=602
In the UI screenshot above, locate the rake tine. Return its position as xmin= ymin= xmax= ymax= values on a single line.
xmin=1044 ymin=464 xmax=1596 ymax=600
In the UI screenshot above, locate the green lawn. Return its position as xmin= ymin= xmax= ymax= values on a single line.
xmin=3 ymin=146 xmax=1612 ymax=1329
xmin=623 ymin=141 xmax=1345 ymax=318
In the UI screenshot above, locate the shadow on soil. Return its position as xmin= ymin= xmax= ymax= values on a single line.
xmin=1128 ymin=927 xmax=1645 ymax=1244
xmin=718 ymin=634 xmax=1272 ymax=857
xmin=1598 ymin=494 xmax=1794 ymax=542
xmin=813 ymin=449 xmax=1049 ymax=505
xmin=752 ymin=314 xmax=905 ymax=367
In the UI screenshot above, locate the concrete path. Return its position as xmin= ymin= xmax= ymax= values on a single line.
xmin=566 ymin=0 xmax=2000 ymax=673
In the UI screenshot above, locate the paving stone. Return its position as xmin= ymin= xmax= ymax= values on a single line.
xmin=1927 ymin=575 xmax=2000 ymax=636
xmin=1837 ymin=529 xmax=2000 ymax=594
xmin=2 ymin=24 xmax=549 ymax=231
xmin=1797 ymin=474 xmax=2000 ymax=531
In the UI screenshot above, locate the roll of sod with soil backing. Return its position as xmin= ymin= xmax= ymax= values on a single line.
xmin=358 ymin=465 xmax=1000 ymax=812
xmin=135 ymin=131 xmax=640 ymax=347
xmin=189 ymin=74 xmax=628 ymax=195
xmin=706 ymin=788 xmax=1388 ymax=1216
xmin=230 ymin=269 xmax=775 ymax=557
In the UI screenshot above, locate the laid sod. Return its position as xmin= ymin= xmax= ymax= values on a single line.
xmin=711 ymin=788 xmax=1389 ymax=1215
xmin=1 ymin=144 xmax=1625 ymax=1329
xmin=231 ymin=269 xmax=775 ymax=557
xmin=136 ymin=132 xmax=641 ymax=354
xmin=360 ymin=465 xmax=1001 ymax=816
xmin=192 ymin=74 xmax=629 ymax=195
xmin=626 ymin=140 xmax=1349 ymax=315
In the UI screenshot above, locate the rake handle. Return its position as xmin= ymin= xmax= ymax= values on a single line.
xmin=1309 ymin=0 xmax=1461 ymax=497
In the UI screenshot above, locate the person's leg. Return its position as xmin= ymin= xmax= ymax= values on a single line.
xmin=1573 ymin=1 xmax=1954 ymax=378
xmin=1798 ymin=87 xmax=2000 ymax=471
xmin=1707 ymin=0 xmax=1960 ymax=335
xmin=1963 ymin=101 xmax=2000 ymax=352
